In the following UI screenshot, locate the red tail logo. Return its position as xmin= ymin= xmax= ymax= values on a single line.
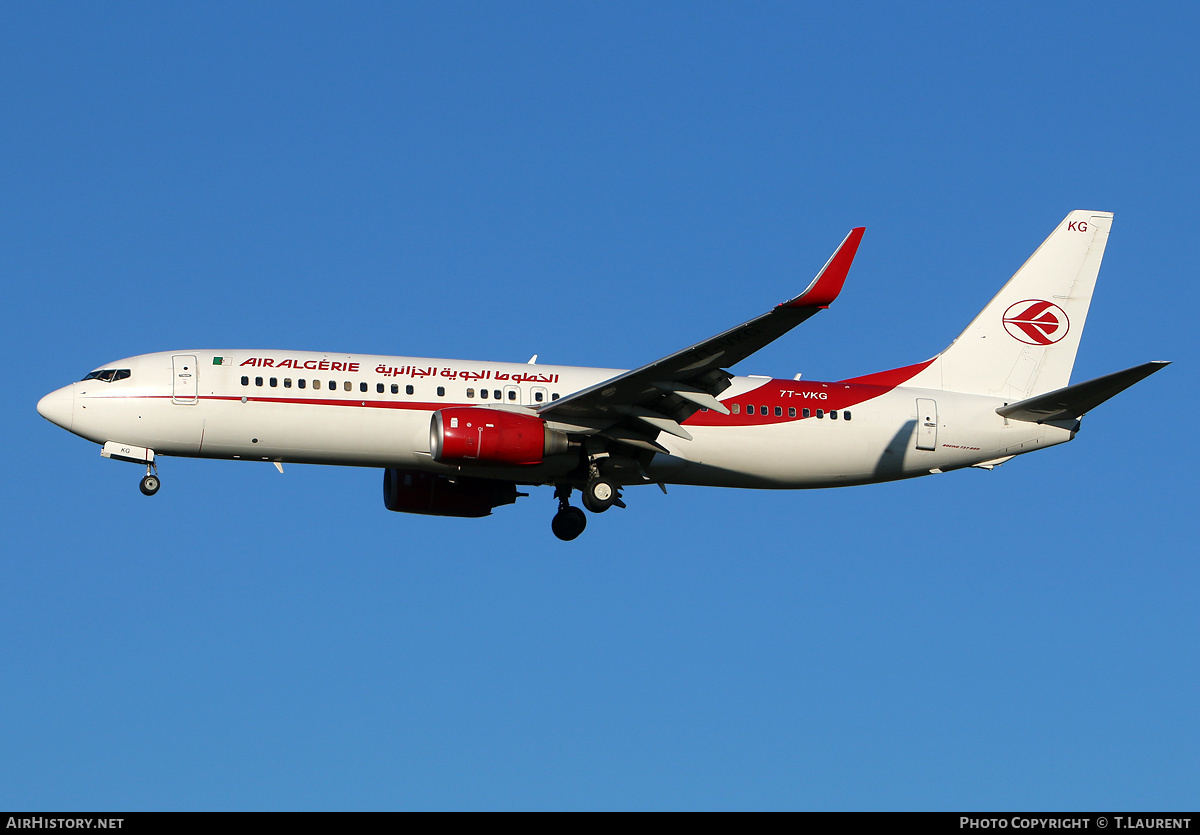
xmin=1002 ymin=300 xmax=1069 ymax=345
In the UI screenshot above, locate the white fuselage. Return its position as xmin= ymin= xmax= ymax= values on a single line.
xmin=38 ymin=349 xmax=1072 ymax=490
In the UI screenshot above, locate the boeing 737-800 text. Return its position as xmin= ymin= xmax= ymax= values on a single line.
xmin=37 ymin=211 xmax=1168 ymax=540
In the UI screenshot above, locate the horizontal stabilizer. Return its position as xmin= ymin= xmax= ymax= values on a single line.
xmin=997 ymin=361 xmax=1169 ymax=423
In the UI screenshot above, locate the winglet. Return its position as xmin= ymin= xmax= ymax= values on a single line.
xmin=782 ymin=227 xmax=865 ymax=309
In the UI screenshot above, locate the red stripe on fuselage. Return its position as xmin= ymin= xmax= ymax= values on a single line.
xmin=685 ymin=359 xmax=935 ymax=427
xmin=90 ymin=394 xmax=455 ymax=411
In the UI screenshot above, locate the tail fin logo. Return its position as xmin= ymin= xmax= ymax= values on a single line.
xmin=1002 ymin=300 xmax=1070 ymax=345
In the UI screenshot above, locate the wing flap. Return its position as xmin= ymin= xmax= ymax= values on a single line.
xmin=651 ymin=382 xmax=731 ymax=414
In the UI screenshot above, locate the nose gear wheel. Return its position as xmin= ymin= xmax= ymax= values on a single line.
xmin=139 ymin=461 xmax=160 ymax=496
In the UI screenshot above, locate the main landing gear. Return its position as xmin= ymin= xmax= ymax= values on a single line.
xmin=550 ymin=476 xmax=626 ymax=541
xmin=551 ymin=485 xmax=587 ymax=541
xmin=581 ymin=476 xmax=621 ymax=513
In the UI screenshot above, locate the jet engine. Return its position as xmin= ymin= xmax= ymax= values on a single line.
xmin=383 ymin=468 xmax=521 ymax=518
xmin=430 ymin=408 xmax=570 ymax=466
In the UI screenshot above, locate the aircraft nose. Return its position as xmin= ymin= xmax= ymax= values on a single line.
xmin=37 ymin=385 xmax=74 ymax=431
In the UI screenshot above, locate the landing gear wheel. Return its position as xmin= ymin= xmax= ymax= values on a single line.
xmin=139 ymin=474 xmax=160 ymax=496
xmin=582 ymin=477 xmax=618 ymax=513
xmin=552 ymin=506 xmax=587 ymax=541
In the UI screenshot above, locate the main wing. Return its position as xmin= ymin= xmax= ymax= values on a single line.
xmin=537 ymin=227 xmax=865 ymax=451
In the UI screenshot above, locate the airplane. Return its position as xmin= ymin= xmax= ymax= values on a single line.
xmin=37 ymin=210 xmax=1168 ymax=540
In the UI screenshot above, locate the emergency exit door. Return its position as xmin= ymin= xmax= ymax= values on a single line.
xmin=172 ymin=355 xmax=198 ymax=404
xmin=915 ymin=398 xmax=937 ymax=451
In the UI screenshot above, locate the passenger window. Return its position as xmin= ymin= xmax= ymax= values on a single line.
xmin=312 ymin=380 xmax=321 ymax=390
xmin=789 ymin=407 xmax=796 ymax=417
xmin=534 ymin=392 xmax=543 ymax=402
xmin=405 ymin=385 xmax=414 ymax=395
xmin=480 ymin=389 xmax=488 ymax=399
xmin=241 ymin=376 xmax=249 ymax=386
xmin=270 ymin=377 xmax=278 ymax=387
xmin=493 ymin=390 xmax=501 ymax=400
xmin=284 ymin=378 xmax=292 ymax=388
xmin=345 ymin=381 xmax=353 ymax=392
xmin=732 ymin=404 xmax=740 ymax=414
xmin=507 ymin=390 xmax=516 ymax=401
xmin=816 ymin=409 xmax=824 ymax=419
xmin=802 ymin=408 xmax=810 ymax=418
xmin=437 ymin=386 xmax=445 ymax=397
xmin=466 ymin=388 xmax=475 ymax=398
xmin=552 ymin=393 xmax=559 ymax=400
xmin=775 ymin=406 xmax=782 ymax=417
xmin=360 ymin=382 xmax=367 ymax=392
xmin=298 ymin=379 xmax=306 ymax=389
xmin=329 ymin=380 xmax=336 ymax=390
xmin=255 ymin=376 xmax=263 ymax=386
xmin=391 ymin=384 xmax=399 ymax=394
xmin=830 ymin=410 xmax=838 ymax=420
xmin=844 ymin=411 xmax=852 ymax=421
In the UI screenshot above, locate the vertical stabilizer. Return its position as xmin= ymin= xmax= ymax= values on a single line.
xmin=905 ymin=211 xmax=1112 ymax=399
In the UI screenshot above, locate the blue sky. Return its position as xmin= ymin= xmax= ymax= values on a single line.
xmin=3 ymin=3 xmax=1195 ymax=810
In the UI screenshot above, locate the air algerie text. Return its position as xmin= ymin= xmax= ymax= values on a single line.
xmin=241 ymin=357 xmax=360 ymax=372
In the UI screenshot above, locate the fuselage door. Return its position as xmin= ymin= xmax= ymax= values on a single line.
xmin=915 ymin=398 xmax=937 ymax=451
xmin=172 ymin=355 xmax=199 ymax=405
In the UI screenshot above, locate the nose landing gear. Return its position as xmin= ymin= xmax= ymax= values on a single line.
xmin=100 ymin=442 xmax=161 ymax=496
xmin=139 ymin=462 xmax=160 ymax=496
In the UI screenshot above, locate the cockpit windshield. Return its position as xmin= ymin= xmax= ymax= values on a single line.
xmin=81 ymin=369 xmax=131 ymax=382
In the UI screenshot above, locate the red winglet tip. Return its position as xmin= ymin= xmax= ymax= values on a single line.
xmin=786 ymin=226 xmax=865 ymax=309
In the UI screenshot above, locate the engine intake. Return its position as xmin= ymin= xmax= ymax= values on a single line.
xmin=430 ymin=408 xmax=569 ymax=466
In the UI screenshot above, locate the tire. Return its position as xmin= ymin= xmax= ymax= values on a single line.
xmin=140 ymin=475 xmax=160 ymax=496
xmin=551 ymin=506 xmax=587 ymax=541
xmin=582 ymin=478 xmax=617 ymax=513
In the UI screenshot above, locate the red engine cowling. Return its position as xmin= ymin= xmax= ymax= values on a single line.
xmin=430 ymin=408 xmax=569 ymax=466
xmin=383 ymin=468 xmax=520 ymax=517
